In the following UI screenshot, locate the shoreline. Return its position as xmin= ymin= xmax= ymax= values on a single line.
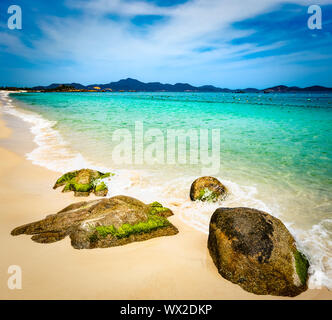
xmin=0 ymin=93 xmax=331 ymax=299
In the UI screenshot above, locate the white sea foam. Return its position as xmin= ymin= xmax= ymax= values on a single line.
xmin=0 ymin=91 xmax=92 ymax=173
xmin=1 ymin=91 xmax=331 ymax=291
xmin=287 ymin=219 xmax=332 ymax=290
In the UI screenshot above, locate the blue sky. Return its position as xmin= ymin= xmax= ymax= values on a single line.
xmin=0 ymin=0 xmax=331 ymax=88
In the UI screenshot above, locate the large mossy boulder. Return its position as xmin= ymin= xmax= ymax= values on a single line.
xmin=53 ymin=169 xmax=112 ymax=197
xmin=190 ymin=176 xmax=227 ymax=202
xmin=11 ymin=196 xmax=178 ymax=249
xmin=208 ymin=207 xmax=309 ymax=297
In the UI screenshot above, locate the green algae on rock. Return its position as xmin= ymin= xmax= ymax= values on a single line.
xmin=294 ymin=249 xmax=310 ymax=286
xmin=190 ymin=176 xmax=227 ymax=202
xmin=207 ymin=207 xmax=309 ymax=297
xmin=53 ymin=169 xmax=113 ymax=197
xmin=94 ymin=214 xmax=170 ymax=239
xmin=11 ymin=195 xmax=178 ymax=249
xmin=148 ymin=201 xmax=173 ymax=217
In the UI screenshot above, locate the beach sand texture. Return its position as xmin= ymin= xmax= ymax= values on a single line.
xmin=0 ymin=97 xmax=331 ymax=300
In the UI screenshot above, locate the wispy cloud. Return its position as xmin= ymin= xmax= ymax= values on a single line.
xmin=1 ymin=0 xmax=332 ymax=87
xmin=66 ymin=0 xmax=172 ymax=16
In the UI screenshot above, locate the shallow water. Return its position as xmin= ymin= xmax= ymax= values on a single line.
xmin=1 ymin=91 xmax=332 ymax=290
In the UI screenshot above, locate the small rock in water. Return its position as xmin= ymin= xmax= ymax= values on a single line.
xmin=11 ymin=196 xmax=178 ymax=249
xmin=208 ymin=207 xmax=309 ymax=297
xmin=190 ymin=176 xmax=227 ymax=202
xmin=53 ymin=168 xmax=113 ymax=197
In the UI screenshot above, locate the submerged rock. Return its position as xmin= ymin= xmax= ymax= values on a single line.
xmin=11 ymin=196 xmax=178 ymax=249
xmin=207 ymin=207 xmax=309 ymax=297
xmin=53 ymin=169 xmax=112 ymax=197
xmin=190 ymin=176 xmax=227 ymax=202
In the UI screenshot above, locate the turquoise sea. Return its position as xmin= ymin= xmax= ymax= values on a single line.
xmin=2 ymin=91 xmax=332 ymax=290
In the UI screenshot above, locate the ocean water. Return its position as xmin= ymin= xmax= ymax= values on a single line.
xmin=1 ymin=91 xmax=331 ymax=290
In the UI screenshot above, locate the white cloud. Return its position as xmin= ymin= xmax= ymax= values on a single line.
xmin=2 ymin=0 xmax=332 ymax=86
xmin=66 ymin=0 xmax=172 ymax=16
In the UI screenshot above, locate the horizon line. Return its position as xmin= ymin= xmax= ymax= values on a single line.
xmin=1 ymin=77 xmax=332 ymax=91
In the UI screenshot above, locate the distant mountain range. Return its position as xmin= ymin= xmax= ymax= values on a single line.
xmin=26 ymin=78 xmax=332 ymax=93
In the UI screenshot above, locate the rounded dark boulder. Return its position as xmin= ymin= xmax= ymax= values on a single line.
xmin=190 ymin=176 xmax=227 ymax=202
xmin=207 ymin=207 xmax=309 ymax=297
